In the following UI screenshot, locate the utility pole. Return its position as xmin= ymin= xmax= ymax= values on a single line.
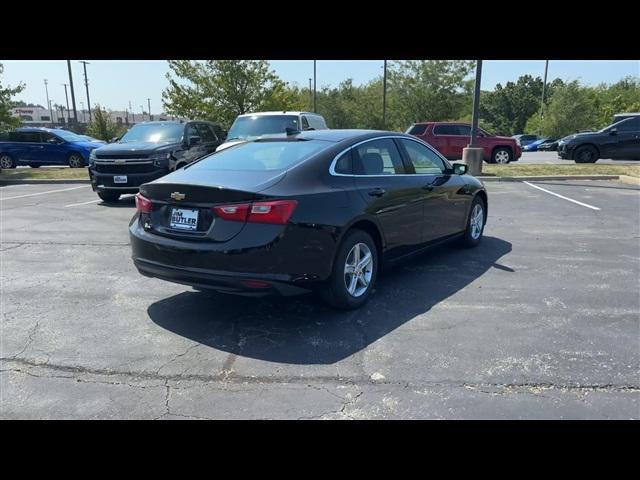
xmin=313 ymin=60 xmax=317 ymax=113
xmin=140 ymin=105 xmax=145 ymax=122
xmin=79 ymin=101 xmax=85 ymax=123
xmin=129 ymin=101 xmax=134 ymax=123
xmin=66 ymin=60 xmax=78 ymax=124
xmin=382 ymin=60 xmax=387 ymax=128
xmin=462 ymin=60 xmax=484 ymax=176
xmin=79 ymin=61 xmax=92 ymax=122
xmin=308 ymin=78 xmax=312 ymax=111
xmin=44 ymin=79 xmax=53 ymax=124
xmin=62 ymin=83 xmax=70 ymax=122
xmin=147 ymin=98 xmax=151 ymax=121
xmin=539 ymin=60 xmax=549 ymax=130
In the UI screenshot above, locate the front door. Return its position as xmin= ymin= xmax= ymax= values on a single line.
xmin=614 ymin=117 xmax=640 ymax=159
xmin=39 ymin=132 xmax=67 ymax=165
xmin=352 ymin=138 xmax=426 ymax=259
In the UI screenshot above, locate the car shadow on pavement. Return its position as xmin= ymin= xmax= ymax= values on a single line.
xmin=97 ymin=196 xmax=136 ymax=208
xmin=147 ymin=236 xmax=513 ymax=365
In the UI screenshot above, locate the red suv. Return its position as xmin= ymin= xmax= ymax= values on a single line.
xmin=406 ymin=122 xmax=522 ymax=164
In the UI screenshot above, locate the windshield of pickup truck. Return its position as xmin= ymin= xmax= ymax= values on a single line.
xmin=226 ymin=115 xmax=300 ymax=141
xmin=119 ymin=123 xmax=184 ymax=143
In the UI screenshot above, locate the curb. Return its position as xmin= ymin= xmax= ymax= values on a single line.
xmin=478 ymin=175 xmax=620 ymax=182
xmin=618 ymin=175 xmax=640 ymax=186
xmin=0 ymin=179 xmax=90 ymax=185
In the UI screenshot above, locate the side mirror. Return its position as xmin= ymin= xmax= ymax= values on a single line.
xmin=452 ymin=163 xmax=468 ymax=175
xmin=609 ymin=128 xmax=617 ymax=136
xmin=189 ymin=136 xmax=201 ymax=146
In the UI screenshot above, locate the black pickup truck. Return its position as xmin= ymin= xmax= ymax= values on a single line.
xmin=88 ymin=120 xmax=225 ymax=202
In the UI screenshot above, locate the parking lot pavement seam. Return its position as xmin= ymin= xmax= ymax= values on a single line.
xmin=2 ymin=357 xmax=638 ymax=394
xmin=297 ymin=390 xmax=365 ymax=420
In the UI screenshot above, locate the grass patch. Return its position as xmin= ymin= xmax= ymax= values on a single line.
xmin=0 ymin=167 xmax=89 ymax=181
xmin=482 ymin=164 xmax=640 ymax=178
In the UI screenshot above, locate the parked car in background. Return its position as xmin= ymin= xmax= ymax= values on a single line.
xmin=216 ymin=111 xmax=328 ymax=152
xmin=407 ymin=122 xmax=522 ymax=163
xmin=512 ymin=134 xmax=539 ymax=148
xmin=131 ymin=129 xmax=487 ymax=309
xmin=537 ymin=138 xmax=560 ymax=151
xmin=0 ymin=127 xmax=101 ymax=169
xmin=88 ymin=120 xmax=225 ymax=203
xmin=558 ymin=116 xmax=640 ymax=163
xmin=524 ymin=137 xmax=557 ymax=152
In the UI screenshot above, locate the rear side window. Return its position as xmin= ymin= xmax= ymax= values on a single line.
xmin=18 ymin=132 xmax=41 ymax=142
xmin=353 ymin=138 xmax=406 ymax=175
xmin=307 ymin=115 xmax=327 ymax=130
xmin=433 ymin=125 xmax=458 ymax=135
xmin=407 ymin=124 xmax=427 ymax=135
xmin=333 ymin=150 xmax=352 ymax=174
xmin=301 ymin=116 xmax=310 ymax=130
xmin=196 ymin=123 xmax=217 ymax=142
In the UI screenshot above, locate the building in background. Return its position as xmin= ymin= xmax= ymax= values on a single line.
xmin=9 ymin=106 xmax=186 ymax=128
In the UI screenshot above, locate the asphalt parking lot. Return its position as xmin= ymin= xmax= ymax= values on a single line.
xmin=1 ymin=180 xmax=639 ymax=419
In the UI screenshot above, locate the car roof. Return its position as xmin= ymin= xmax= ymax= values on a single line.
xmin=237 ymin=111 xmax=320 ymax=118
xmin=284 ymin=129 xmax=410 ymax=143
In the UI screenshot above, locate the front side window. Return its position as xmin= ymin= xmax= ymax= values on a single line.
xmin=455 ymin=125 xmax=472 ymax=136
xmin=353 ymin=138 xmax=406 ymax=175
xmin=196 ymin=123 xmax=217 ymax=142
xmin=41 ymin=132 xmax=62 ymax=144
xmin=616 ymin=117 xmax=640 ymax=132
xmin=398 ymin=139 xmax=446 ymax=174
xmin=301 ymin=116 xmax=310 ymax=130
xmin=308 ymin=115 xmax=327 ymax=130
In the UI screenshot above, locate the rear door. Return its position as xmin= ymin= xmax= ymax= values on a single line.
xmin=352 ymin=138 xmax=426 ymax=257
xmin=15 ymin=131 xmax=43 ymax=162
xmin=396 ymin=137 xmax=470 ymax=240
xmin=195 ymin=123 xmax=220 ymax=157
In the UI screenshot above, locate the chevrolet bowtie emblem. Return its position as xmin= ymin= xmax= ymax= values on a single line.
xmin=171 ymin=192 xmax=186 ymax=201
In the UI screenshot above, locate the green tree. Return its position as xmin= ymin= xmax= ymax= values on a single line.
xmin=387 ymin=60 xmax=475 ymax=130
xmin=0 ymin=63 xmax=25 ymax=130
xmin=162 ymin=60 xmax=303 ymax=128
xmin=525 ymin=80 xmax=597 ymax=137
xmin=86 ymin=105 xmax=126 ymax=141
xmin=592 ymin=76 xmax=640 ymax=128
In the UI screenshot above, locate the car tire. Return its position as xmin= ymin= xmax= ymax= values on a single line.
xmin=67 ymin=153 xmax=84 ymax=168
xmin=320 ymin=229 xmax=378 ymax=310
xmin=0 ymin=154 xmax=16 ymax=169
xmin=98 ymin=192 xmax=120 ymax=203
xmin=574 ymin=145 xmax=598 ymax=163
xmin=460 ymin=196 xmax=486 ymax=248
xmin=491 ymin=148 xmax=512 ymax=164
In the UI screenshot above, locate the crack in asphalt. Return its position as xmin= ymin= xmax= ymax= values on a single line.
xmin=155 ymin=344 xmax=201 ymax=375
xmin=8 ymin=322 xmax=39 ymax=360
xmin=3 ymin=356 xmax=638 ymax=394
xmin=298 ymin=390 xmax=365 ymax=420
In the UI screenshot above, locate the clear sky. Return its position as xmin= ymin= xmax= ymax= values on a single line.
xmin=2 ymin=60 xmax=638 ymax=114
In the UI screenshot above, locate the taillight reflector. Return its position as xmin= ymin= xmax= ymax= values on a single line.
xmin=212 ymin=200 xmax=297 ymax=225
xmin=135 ymin=193 xmax=153 ymax=213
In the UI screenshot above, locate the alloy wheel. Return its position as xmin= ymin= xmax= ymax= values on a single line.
xmin=344 ymin=242 xmax=374 ymax=297
xmin=470 ymin=203 xmax=484 ymax=240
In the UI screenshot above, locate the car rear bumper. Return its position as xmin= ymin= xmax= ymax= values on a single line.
xmin=129 ymin=216 xmax=337 ymax=296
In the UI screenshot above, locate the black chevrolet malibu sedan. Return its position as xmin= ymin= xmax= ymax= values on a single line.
xmin=130 ymin=130 xmax=488 ymax=309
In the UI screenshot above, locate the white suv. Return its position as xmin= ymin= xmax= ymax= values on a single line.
xmin=216 ymin=111 xmax=328 ymax=152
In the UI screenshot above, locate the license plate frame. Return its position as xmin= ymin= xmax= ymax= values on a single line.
xmin=170 ymin=208 xmax=199 ymax=231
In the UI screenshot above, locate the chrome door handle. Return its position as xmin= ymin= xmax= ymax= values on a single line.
xmin=368 ymin=188 xmax=386 ymax=197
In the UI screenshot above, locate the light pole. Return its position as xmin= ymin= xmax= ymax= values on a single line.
xmin=62 ymin=83 xmax=70 ymax=122
xmin=382 ymin=60 xmax=387 ymax=129
xmin=79 ymin=101 xmax=85 ymax=123
xmin=147 ymin=98 xmax=152 ymax=121
xmin=539 ymin=60 xmax=549 ymax=131
xmin=313 ymin=60 xmax=317 ymax=113
xmin=462 ymin=60 xmax=484 ymax=176
xmin=79 ymin=61 xmax=92 ymax=122
xmin=308 ymin=78 xmax=312 ymax=111
xmin=44 ymin=79 xmax=54 ymax=125
xmin=140 ymin=106 xmax=145 ymax=122
xmin=129 ymin=101 xmax=134 ymax=123
xmin=66 ymin=60 xmax=78 ymax=124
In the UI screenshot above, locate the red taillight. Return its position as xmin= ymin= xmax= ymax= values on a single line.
xmin=135 ymin=193 xmax=153 ymax=213
xmin=212 ymin=200 xmax=297 ymax=225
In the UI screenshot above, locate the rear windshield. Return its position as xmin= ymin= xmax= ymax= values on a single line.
xmin=227 ymin=115 xmax=300 ymax=141
xmin=189 ymin=140 xmax=329 ymax=171
xmin=119 ymin=123 xmax=184 ymax=143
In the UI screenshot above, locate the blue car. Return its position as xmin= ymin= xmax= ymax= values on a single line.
xmin=523 ymin=137 xmax=556 ymax=152
xmin=0 ymin=127 xmax=104 ymax=169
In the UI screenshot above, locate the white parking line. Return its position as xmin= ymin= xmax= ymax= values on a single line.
xmin=64 ymin=199 xmax=102 ymax=207
xmin=523 ymin=181 xmax=601 ymax=210
xmin=0 ymin=185 xmax=89 ymax=201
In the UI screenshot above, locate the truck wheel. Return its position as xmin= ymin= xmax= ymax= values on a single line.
xmin=0 ymin=154 xmax=16 ymax=169
xmin=98 ymin=192 xmax=120 ymax=203
xmin=574 ymin=145 xmax=598 ymax=163
xmin=491 ymin=148 xmax=512 ymax=164
xmin=67 ymin=153 xmax=84 ymax=168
